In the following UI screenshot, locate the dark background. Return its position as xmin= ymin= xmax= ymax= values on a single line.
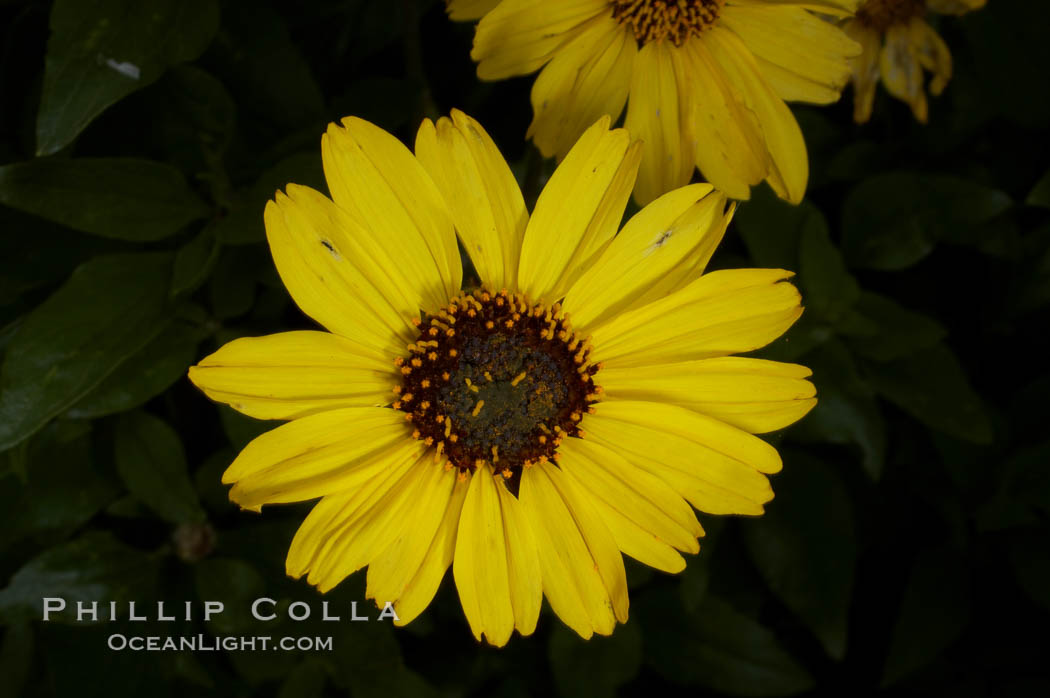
xmin=1 ymin=0 xmax=1049 ymax=696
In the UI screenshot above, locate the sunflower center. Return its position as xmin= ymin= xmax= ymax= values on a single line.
xmin=395 ymin=290 xmax=600 ymax=487
xmin=856 ymin=0 xmax=925 ymax=31
xmin=611 ymin=0 xmax=724 ymax=46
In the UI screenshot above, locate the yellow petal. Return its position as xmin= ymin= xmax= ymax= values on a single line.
xmin=365 ymin=461 xmax=457 ymax=607
xmin=454 ymin=467 xmax=515 ymax=646
xmin=563 ymin=184 xmax=728 ymax=332
xmin=393 ymin=474 xmax=471 ymax=625
xmin=590 ymin=268 xmax=803 ymax=367
xmin=926 ymin=0 xmax=985 ymax=15
xmin=704 ymin=26 xmax=809 ymax=203
xmin=584 ymin=400 xmax=779 ymax=515
xmin=879 ymin=23 xmax=927 ymax=123
xmin=844 ymin=19 xmax=882 ymax=124
xmin=188 ymin=331 xmax=397 ymax=420
xmin=720 ymin=3 xmax=859 ymax=105
xmin=625 ymin=40 xmax=694 ymax=205
xmin=559 ymin=437 xmax=702 ymax=573
xmin=264 ymin=187 xmax=411 ymax=355
xmin=910 ymin=18 xmax=952 ymax=96
xmin=730 ymin=0 xmax=860 ymax=15
xmin=519 ymin=464 xmax=622 ymax=638
xmin=527 ymin=16 xmax=635 ymax=160
xmin=599 ymin=357 xmax=817 ymax=434
xmin=495 ymin=477 xmax=542 ymax=635
xmin=415 ymin=110 xmax=528 ymax=292
xmin=518 ymin=117 xmax=641 ymax=302
xmin=677 ymin=38 xmax=769 ymax=200
xmin=223 ymin=406 xmax=418 ymax=510
xmin=446 ymin=0 xmax=501 ymax=21
xmin=472 ymin=0 xmax=609 ymax=80
xmin=321 ymin=117 xmax=461 ymax=313
xmin=306 ymin=452 xmax=436 ymax=593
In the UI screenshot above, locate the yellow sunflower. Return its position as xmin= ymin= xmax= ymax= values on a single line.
xmin=448 ymin=0 xmax=861 ymax=205
xmin=844 ymin=0 xmax=986 ymax=123
xmin=188 ymin=110 xmax=816 ymax=646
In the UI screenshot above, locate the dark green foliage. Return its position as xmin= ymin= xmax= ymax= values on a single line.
xmin=0 ymin=0 xmax=1048 ymax=696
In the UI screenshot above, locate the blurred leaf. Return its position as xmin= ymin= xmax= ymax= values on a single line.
xmin=743 ymin=454 xmax=856 ymax=660
xmin=0 ymin=421 xmax=117 ymax=550
xmin=172 ymin=227 xmax=221 ymax=298
xmin=329 ymin=622 xmax=441 ymax=698
xmin=867 ymin=343 xmax=993 ymax=444
xmin=209 ymin=247 xmax=258 ymax=319
xmin=219 ymin=405 xmax=273 ymax=451
xmin=193 ymin=557 xmax=265 ymax=634
xmin=114 ymin=411 xmax=205 ymax=524
xmin=195 ymin=447 xmax=236 ymax=515
xmin=1008 ymin=529 xmax=1050 ymax=613
xmin=1027 ymin=168 xmax=1050 ymax=209
xmin=155 ymin=65 xmax=237 ymax=160
xmin=36 ymin=0 xmax=220 ymax=155
xmin=278 ymin=659 xmax=328 ymax=698
xmin=799 ymin=211 xmax=860 ymax=325
xmin=41 ymin=622 xmax=172 ymax=698
xmin=794 ymin=340 xmax=887 ymax=479
xmin=0 ymin=158 xmax=210 ymax=242
xmin=883 ymin=547 xmax=970 ymax=686
xmin=0 ymin=253 xmax=173 ymax=451
xmin=734 ymin=185 xmax=808 ymax=269
xmin=838 ymin=292 xmax=946 ymax=362
xmin=842 ymin=173 xmax=1012 ymax=270
xmin=549 ymin=621 xmax=641 ymax=698
xmin=67 ymin=315 xmax=208 ymax=419
xmin=0 ymin=531 xmax=160 ymax=624
xmin=0 ymin=623 xmax=33 ymax=698
xmin=978 ymin=441 xmax=1050 ymax=532
xmin=639 ymin=590 xmax=814 ymax=696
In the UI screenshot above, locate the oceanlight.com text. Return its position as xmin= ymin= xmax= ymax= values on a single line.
xmin=107 ymin=633 xmax=334 ymax=652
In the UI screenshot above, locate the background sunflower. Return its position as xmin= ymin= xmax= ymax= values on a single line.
xmin=1 ymin=0 xmax=1050 ymax=696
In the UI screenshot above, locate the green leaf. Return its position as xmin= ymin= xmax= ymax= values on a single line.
xmin=792 ymin=340 xmax=886 ymax=479
xmin=742 ymin=454 xmax=856 ymax=660
xmin=549 ymin=621 xmax=641 ymax=698
xmin=0 ymin=531 xmax=160 ymax=624
xmin=219 ymin=405 xmax=273 ymax=450
xmin=114 ymin=411 xmax=204 ymax=524
xmin=67 ymin=315 xmax=207 ymax=419
xmin=639 ymin=590 xmax=814 ymax=696
xmin=734 ymin=185 xmax=809 ymax=270
xmin=1027 ymin=168 xmax=1050 ymax=209
xmin=842 ymin=173 xmax=1012 ymax=270
xmin=838 ymin=292 xmax=946 ymax=362
xmin=882 ymin=547 xmax=970 ymax=686
xmin=0 ymin=158 xmax=210 ymax=242
xmin=799 ymin=211 xmax=860 ymax=325
xmin=866 ymin=343 xmax=993 ymax=444
xmin=0 ymin=421 xmax=118 ymax=551
xmin=172 ymin=227 xmax=221 ymax=298
xmin=278 ymin=660 xmax=328 ymax=698
xmin=36 ymin=0 xmax=220 ymax=155
xmin=328 ymin=622 xmax=440 ymax=698
xmin=0 ymin=253 xmax=173 ymax=452
xmin=193 ymin=557 xmax=265 ymax=634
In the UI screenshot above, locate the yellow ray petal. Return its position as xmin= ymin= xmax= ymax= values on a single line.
xmin=365 ymin=460 xmax=457 ymax=607
xmin=729 ymin=0 xmax=860 ymax=15
xmin=527 ymin=16 xmax=635 ymax=160
xmin=495 ymin=477 xmax=543 ymax=635
xmin=518 ymin=117 xmax=641 ymax=302
xmin=306 ymin=451 xmax=435 ymax=593
xmin=677 ymin=38 xmax=769 ymax=200
xmin=224 ymin=407 xmax=419 ymax=510
xmin=625 ymin=40 xmax=694 ymax=205
xmin=584 ymin=400 xmax=781 ymax=515
xmin=454 ymin=467 xmax=516 ymax=646
xmin=415 ymin=110 xmax=528 ymax=292
xmin=472 ymin=0 xmax=610 ymax=80
xmin=321 ymin=117 xmax=461 ymax=312
xmin=393 ymin=474 xmax=471 ymax=625
xmin=520 ymin=465 xmax=621 ymax=638
xmin=189 ymin=331 xmax=397 ymax=420
xmin=563 ymin=184 xmax=728 ymax=332
xmin=599 ymin=357 xmax=817 ymax=434
xmin=264 ymin=188 xmax=412 ymax=354
xmin=446 ymin=0 xmax=501 ymax=21
xmin=910 ymin=17 xmax=952 ymax=96
xmin=879 ymin=22 xmax=927 ymax=123
xmin=720 ymin=3 xmax=859 ymax=105
xmin=590 ymin=269 xmax=802 ymax=367
xmin=559 ymin=437 xmax=703 ymax=572
xmin=704 ymin=26 xmax=809 ymax=203
xmin=844 ymin=19 xmax=882 ymax=124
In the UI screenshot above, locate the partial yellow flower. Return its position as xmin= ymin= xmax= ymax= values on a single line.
xmin=845 ymin=0 xmax=986 ymax=123
xmin=188 ymin=110 xmax=816 ymax=646
xmin=448 ymin=0 xmax=861 ymax=205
